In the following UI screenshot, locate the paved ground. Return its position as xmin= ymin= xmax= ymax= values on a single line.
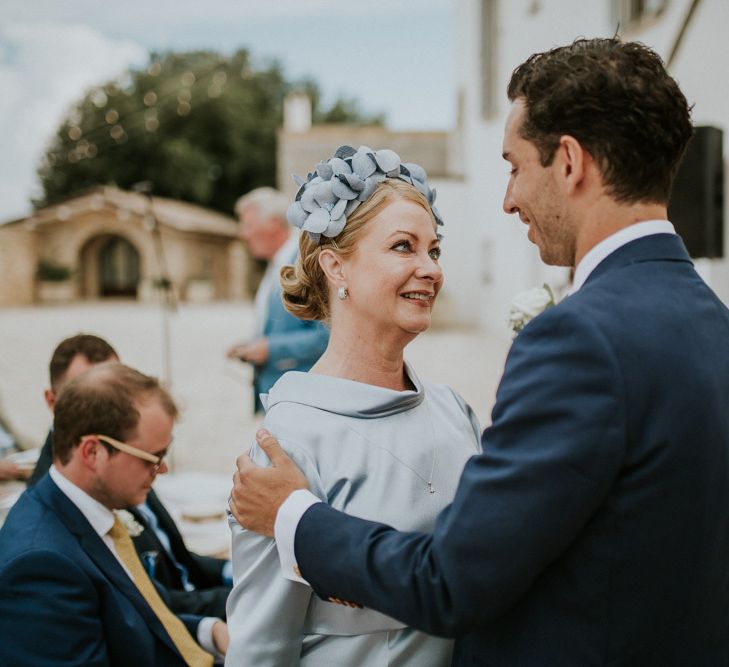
xmin=0 ymin=301 xmax=511 ymax=549
xmin=1 ymin=300 xmax=511 ymax=470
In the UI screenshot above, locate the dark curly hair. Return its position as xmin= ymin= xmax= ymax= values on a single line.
xmin=507 ymin=37 xmax=693 ymax=204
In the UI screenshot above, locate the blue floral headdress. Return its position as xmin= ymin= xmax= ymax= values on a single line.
xmin=286 ymin=145 xmax=443 ymax=244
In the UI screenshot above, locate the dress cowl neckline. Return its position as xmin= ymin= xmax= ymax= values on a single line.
xmin=261 ymin=361 xmax=424 ymax=419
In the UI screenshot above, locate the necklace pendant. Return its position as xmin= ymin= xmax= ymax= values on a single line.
xmin=427 ymin=483 xmax=435 ymax=494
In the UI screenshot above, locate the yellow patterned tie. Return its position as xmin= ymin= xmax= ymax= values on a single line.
xmin=109 ymin=516 xmax=214 ymax=667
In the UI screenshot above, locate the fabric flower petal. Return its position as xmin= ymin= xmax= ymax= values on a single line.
xmin=352 ymin=149 xmax=377 ymax=179
xmin=342 ymin=172 xmax=366 ymax=192
xmin=334 ymin=145 xmax=356 ymax=160
xmin=431 ymin=205 xmax=444 ymax=226
xmin=292 ymin=173 xmax=306 ymax=187
xmin=286 ymin=201 xmax=308 ymax=229
xmin=403 ymin=162 xmax=427 ymax=182
xmin=323 ymin=214 xmax=347 ymax=238
xmin=314 ymin=180 xmax=336 ymax=207
xmin=330 ymin=157 xmax=352 ymax=176
xmin=374 ymin=149 xmax=401 ymax=173
xmin=412 ymin=177 xmax=430 ymax=198
xmin=300 ymin=185 xmax=318 ymax=213
xmin=358 ymin=175 xmax=380 ymax=202
xmin=294 ymin=182 xmax=306 ymax=202
xmin=303 ymin=207 xmax=331 ymax=233
xmin=315 ymin=161 xmax=333 ymax=180
xmin=330 ymin=198 xmax=347 ymax=220
xmin=332 ymin=177 xmax=359 ymax=201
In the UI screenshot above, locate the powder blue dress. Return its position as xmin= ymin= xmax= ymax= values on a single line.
xmin=226 ymin=363 xmax=481 ymax=666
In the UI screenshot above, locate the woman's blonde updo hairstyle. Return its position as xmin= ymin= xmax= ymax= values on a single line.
xmin=280 ymin=179 xmax=436 ymax=322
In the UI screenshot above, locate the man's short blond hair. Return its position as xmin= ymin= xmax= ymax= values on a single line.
xmin=234 ymin=187 xmax=289 ymax=225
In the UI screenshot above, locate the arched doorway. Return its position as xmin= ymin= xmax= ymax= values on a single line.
xmin=98 ymin=236 xmax=140 ymax=297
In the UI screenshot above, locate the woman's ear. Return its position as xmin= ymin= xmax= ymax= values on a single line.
xmin=318 ymin=248 xmax=346 ymax=286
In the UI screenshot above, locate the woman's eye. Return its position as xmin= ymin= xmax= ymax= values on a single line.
xmin=392 ymin=240 xmax=411 ymax=252
xmin=429 ymin=247 xmax=441 ymax=260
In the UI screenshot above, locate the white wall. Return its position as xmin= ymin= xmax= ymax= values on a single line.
xmin=455 ymin=0 xmax=729 ymax=336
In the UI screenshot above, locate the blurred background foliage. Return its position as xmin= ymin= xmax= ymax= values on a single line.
xmin=36 ymin=49 xmax=384 ymax=214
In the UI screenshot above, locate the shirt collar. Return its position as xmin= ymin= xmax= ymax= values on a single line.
xmin=49 ymin=465 xmax=116 ymax=538
xmin=569 ymin=220 xmax=675 ymax=294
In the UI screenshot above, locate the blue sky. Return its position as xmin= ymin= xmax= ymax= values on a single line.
xmin=0 ymin=0 xmax=454 ymax=221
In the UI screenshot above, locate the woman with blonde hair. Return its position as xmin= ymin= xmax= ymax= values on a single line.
xmin=226 ymin=145 xmax=480 ymax=666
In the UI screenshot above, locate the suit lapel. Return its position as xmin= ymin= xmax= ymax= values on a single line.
xmin=35 ymin=476 xmax=183 ymax=657
xmin=146 ymin=490 xmax=195 ymax=571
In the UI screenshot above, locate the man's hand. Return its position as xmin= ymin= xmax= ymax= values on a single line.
xmin=0 ymin=460 xmax=30 ymax=481
xmin=230 ymin=429 xmax=308 ymax=537
xmin=226 ymin=338 xmax=269 ymax=365
xmin=212 ymin=620 xmax=228 ymax=656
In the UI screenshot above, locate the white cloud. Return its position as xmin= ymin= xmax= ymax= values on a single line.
xmin=0 ymin=22 xmax=146 ymax=221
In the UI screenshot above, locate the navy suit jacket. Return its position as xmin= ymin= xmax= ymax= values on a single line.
xmin=0 ymin=475 xmax=202 ymax=666
xmin=294 ymin=234 xmax=729 ymax=665
xmin=28 ymin=435 xmax=230 ymax=617
xmin=129 ymin=489 xmax=231 ymax=618
xmin=253 ymin=274 xmax=328 ymax=412
xmin=26 ymin=429 xmax=53 ymax=487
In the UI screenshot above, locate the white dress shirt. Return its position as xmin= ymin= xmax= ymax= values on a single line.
xmin=49 ymin=466 xmax=219 ymax=655
xmin=568 ymin=220 xmax=675 ymax=294
xmin=273 ymin=220 xmax=678 ymax=584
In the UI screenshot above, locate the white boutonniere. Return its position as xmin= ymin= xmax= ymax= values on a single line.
xmin=508 ymin=284 xmax=556 ymax=337
xmin=114 ymin=509 xmax=145 ymax=537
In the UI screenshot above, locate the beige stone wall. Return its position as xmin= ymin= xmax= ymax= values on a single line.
xmin=277 ymin=127 xmax=450 ymax=198
xmin=0 ymin=225 xmax=37 ymax=306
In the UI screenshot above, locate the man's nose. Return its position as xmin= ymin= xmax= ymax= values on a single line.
xmin=503 ymin=185 xmax=518 ymax=215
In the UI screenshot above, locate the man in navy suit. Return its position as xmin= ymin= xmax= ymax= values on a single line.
xmin=229 ymin=38 xmax=729 ymax=664
xmin=227 ymin=187 xmax=328 ymax=413
xmin=28 ymin=333 xmax=233 ymax=619
xmin=0 ymin=363 xmax=227 ymax=665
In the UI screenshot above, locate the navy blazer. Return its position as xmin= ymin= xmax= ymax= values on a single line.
xmin=294 ymin=234 xmax=729 ymax=665
xmin=0 ymin=475 xmax=202 ymax=666
xmin=129 ymin=490 xmax=231 ymax=618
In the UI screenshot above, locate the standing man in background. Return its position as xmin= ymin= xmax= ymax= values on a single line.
xmin=227 ymin=187 xmax=328 ymax=413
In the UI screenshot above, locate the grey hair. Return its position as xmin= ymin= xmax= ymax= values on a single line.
xmin=234 ymin=187 xmax=290 ymax=225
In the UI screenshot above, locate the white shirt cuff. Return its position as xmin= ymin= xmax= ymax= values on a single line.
xmin=274 ymin=489 xmax=322 ymax=584
xmin=197 ymin=616 xmax=223 ymax=663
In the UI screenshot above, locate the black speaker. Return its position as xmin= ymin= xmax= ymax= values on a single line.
xmin=668 ymin=126 xmax=724 ymax=258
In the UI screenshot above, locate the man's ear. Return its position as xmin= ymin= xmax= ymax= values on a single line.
xmin=44 ymin=389 xmax=56 ymax=412
xmin=77 ymin=435 xmax=101 ymax=470
xmin=318 ymin=248 xmax=346 ymax=287
xmin=556 ymin=134 xmax=587 ymax=194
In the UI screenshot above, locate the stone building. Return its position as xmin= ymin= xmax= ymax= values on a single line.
xmin=0 ymin=186 xmax=247 ymax=307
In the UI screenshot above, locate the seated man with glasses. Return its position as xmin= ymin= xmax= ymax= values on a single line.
xmin=29 ymin=333 xmax=233 ymax=620
xmin=0 ymin=362 xmax=228 ymax=666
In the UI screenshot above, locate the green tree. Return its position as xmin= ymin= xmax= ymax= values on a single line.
xmin=36 ymin=50 xmax=383 ymax=214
